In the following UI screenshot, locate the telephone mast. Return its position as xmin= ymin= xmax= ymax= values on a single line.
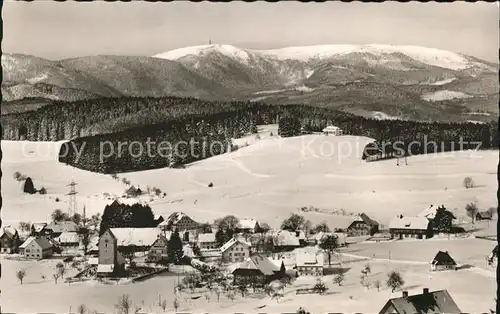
xmin=66 ymin=180 xmax=78 ymax=217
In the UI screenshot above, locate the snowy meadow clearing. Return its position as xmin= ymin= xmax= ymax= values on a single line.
xmin=1 ymin=125 xmax=497 ymax=313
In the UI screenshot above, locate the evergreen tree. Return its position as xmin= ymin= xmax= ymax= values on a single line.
xmin=167 ymin=230 xmax=184 ymax=264
xmin=23 ymin=177 xmax=36 ymax=194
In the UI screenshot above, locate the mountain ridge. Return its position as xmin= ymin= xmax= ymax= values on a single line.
xmin=2 ymin=44 xmax=498 ymax=122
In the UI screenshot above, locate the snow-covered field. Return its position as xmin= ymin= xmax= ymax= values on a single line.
xmin=1 ymin=124 xmax=497 ymax=312
xmin=421 ymin=90 xmax=473 ymax=102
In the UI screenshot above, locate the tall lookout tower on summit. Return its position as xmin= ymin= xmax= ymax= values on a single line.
xmin=66 ymin=180 xmax=78 ymax=217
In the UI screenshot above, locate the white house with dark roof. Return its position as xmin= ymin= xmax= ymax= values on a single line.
xmin=389 ymin=215 xmax=432 ymax=239
xmin=19 ymin=237 xmax=53 ymax=259
xmin=236 ymin=219 xmax=260 ymax=233
xmin=197 ymin=233 xmax=218 ymax=250
xmin=296 ymin=251 xmax=324 ymax=277
xmin=322 ymin=125 xmax=342 ymax=136
xmin=220 ymin=237 xmax=251 ymax=263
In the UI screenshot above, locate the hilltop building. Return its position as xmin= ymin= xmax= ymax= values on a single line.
xmin=322 ymin=125 xmax=343 ymax=136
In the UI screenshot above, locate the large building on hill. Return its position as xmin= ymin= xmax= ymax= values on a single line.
xmin=389 ymin=215 xmax=432 ymax=239
xmin=322 ymin=125 xmax=343 ymax=136
xmin=296 ymin=251 xmax=324 ymax=277
xmin=236 ymin=219 xmax=261 ymax=234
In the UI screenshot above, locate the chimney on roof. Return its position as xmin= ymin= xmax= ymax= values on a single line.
xmin=423 ymin=288 xmax=429 ymax=294
xmin=402 ymin=291 xmax=408 ymax=298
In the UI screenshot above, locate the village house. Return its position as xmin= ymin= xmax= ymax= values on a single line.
xmin=272 ymin=230 xmax=301 ymax=251
xmin=295 ymin=251 xmax=324 ymax=277
xmin=46 ymin=221 xmax=78 ymax=238
xmin=56 ymin=232 xmax=80 ymax=247
xmin=197 ymin=233 xmax=218 ymax=250
xmin=378 ymin=288 xmax=462 ymax=314
xmin=147 ymin=233 xmax=170 ymax=263
xmin=232 ymin=254 xmax=286 ymax=286
xmin=220 ymin=237 xmax=251 ymax=263
xmin=123 ymin=185 xmax=142 ymax=198
xmin=19 ymin=237 xmax=53 ymax=259
xmin=31 ymin=222 xmax=50 ymax=236
xmin=476 ymin=211 xmax=493 ymax=221
xmin=430 ymin=251 xmax=458 ymax=271
xmin=235 ymin=219 xmax=261 ymax=234
xmin=389 ymin=215 xmax=433 ymax=239
xmin=346 ymin=213 xmax=379 ymax=236
xmin=0 ymin=226 xmax=21 ymax=253
xmin=322 ymin=125 xmax=343 ymax=136
xmin=159 ymin=212 xmax=199 ymax=234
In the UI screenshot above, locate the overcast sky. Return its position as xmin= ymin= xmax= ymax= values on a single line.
xmin=3 ymin=1 xmax=498 ymax=62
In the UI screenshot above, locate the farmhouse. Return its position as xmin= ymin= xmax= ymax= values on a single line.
xmin=296 ymin=252 xmax=324 ymax=277
xmin=159 ymin=212 xmax=199 ymax=233
xmin=378 ymin=288 xmax=462 ymax=314
xmin=220 ymin=237 xmax=251 ymax=263
xmin=236 ymin=219 xmax=261 ymax=233
xmin=124 ymin=185 xmax=142 ymax=198
xmin=272 ymin=230 xmax=301 ymax=251
xmin=147 ymin=233 xmax=170 ymax=263
xmin=347 ymin=213 xmax=379 ymax=236
xmin=430 ymin=251 xmax=457 ymax=271
xmin=389 ymin=215 xmax=432 ymax=239
xmin=19 ymin=237 xmax=53 ymax=259
xmin=56 ymin=232 xmax=80 ymax=247
xmin=322 ymin=125 xmax=342 ymax=136
xmin=197 ymin=233 xmax=218 ymax=250
xmin=0 ymin=226 xmax=21 ymax=253
xmin=31 ymin=222 xmax=50 ymax=236
xmin=232 ymin=254 xmax=285 ymax=285
xmin=476 ymin=211 xmax=493 ymax=221
xmin=46 ymin=221 xmax=78 ymax=237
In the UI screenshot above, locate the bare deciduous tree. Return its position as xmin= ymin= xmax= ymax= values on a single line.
xmin=115 ymin=294 xmax=133 ymax=314
xmin=463 ymin=177 xmax=475 ymax=189
xmin=16 ymin=269 xmax=26 ymax=284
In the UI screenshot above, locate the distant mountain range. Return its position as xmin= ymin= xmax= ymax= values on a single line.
xmin=2 ymin=44 xmax=498 ymax=122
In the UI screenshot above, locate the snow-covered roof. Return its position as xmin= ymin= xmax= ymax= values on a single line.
xmin=88 ymin=257 xmax=98 ymax=265
xmin=234 ymin=254 xmax=279 ymax=276
xmin=0 ymin=226 xmax=18 ymax=239
xmin=20 ymin=237 xmax=52 ymax=250
xmin=47 ymin=221 xmax=78 ymax=233
xmin=97 ymin=264 xmax=114 ymax=273
xmin=57 ymin=232 xmax=80 ymax=244
xmin=109 ymin=228 xmax=161 ymax=247
xmin=32 ymin=223 xmax=47 ymax=232
xmin=296 ymin=252 xmax=324 ymax=267
xmin=322 ymin=125 xmax=341 ymax=131
xmin=197 ymin=233 xmax=216 ymax=243
xmin=237 ymin=219 xmax=258 ymax=230
xmin=418 ymin=205 xmax=438 ymax=219
xmin=313 ymin=232 xmax=347 ymax=243
xmin=220 ymin=237 xmax=251 ymax=253
xmin=273 ymin=230 xmax=300 ymax=247
xmin=389 ymin=216 xmax=430 ymax=230
xmin=159 ymin=212 xmax=196 ymax=227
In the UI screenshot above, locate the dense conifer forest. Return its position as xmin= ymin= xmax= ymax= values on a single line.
xmin=1 ymin=96 xmax=497 ymax=173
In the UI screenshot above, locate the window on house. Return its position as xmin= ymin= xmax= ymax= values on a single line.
xmin=26 ymin=249 xmax=30 ymax=253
